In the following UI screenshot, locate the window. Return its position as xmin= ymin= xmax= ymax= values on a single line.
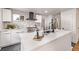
xmin=13 ymin=14 xmax=20 ymax=21
xmin=36 ymin=15 xmax=42 ymax=23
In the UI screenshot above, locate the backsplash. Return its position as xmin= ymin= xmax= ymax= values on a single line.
xmin=13 ymin=20 xmax=41 ymax=30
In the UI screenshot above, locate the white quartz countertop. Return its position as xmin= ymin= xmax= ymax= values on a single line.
xmin=0 ymin=29 xmax=27 ymax=33
xmin=20 ymin=30 xmax=72 ymax=51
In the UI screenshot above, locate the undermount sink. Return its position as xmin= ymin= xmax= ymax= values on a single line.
xmin=44 ymin=29 xmax=60 ymax=33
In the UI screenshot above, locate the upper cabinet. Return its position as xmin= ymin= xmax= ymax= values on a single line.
xmin=0 ymin=9 xmax=2 ymax=21
xmin=0 ymin=9 xmax=3 ymax=29
xmin=3 ymin=9 xmax=12 ymax=21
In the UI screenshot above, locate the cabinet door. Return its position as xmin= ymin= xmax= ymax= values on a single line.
xmin=11 ymin=32 xmax=20 ymax=44
xmin=61 ymin=9 xmax=74 ymax=30
xmin=0 ymin=32 xmax=20 ymax=47
xmin=76 ymin=9 xmax=79 ymax=41
xmin=0 ymin=9 xmax=3 ymax=29
xmin=0 ymin=8 xmax=2 ymax=21
xmin=0 ymin=32 xmax=11 ymax=47
xmin=3 ymin=9 xmax=12 ymax=21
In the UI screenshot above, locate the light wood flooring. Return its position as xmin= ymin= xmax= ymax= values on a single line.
xmin=72 ymin=41 xmax=79 ymax=51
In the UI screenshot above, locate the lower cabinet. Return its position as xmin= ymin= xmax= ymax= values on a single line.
xmin=0 ymin=31 xmax=20 ymax=48
xmin=0 ymin=32 xmax=11 ymax=47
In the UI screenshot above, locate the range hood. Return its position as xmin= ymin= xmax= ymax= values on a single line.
xmin=27 ymin=12 xmax=36 ymax=20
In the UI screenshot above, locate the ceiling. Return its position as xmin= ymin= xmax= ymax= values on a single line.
xmin=12 ymin=8 xmax=72 ymax=15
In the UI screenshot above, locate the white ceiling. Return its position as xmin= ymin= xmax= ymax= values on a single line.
xmin=12 ymin=8 xmax=72 ymax=15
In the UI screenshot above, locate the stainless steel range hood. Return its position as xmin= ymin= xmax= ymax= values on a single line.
xmin=27 ymin=12 xmax=36 ymax=20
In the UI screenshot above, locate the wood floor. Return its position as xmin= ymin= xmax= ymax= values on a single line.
xmin=72 ymin=41 xmax=79 ymax=51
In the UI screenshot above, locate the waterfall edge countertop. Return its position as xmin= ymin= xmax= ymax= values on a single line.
xmin=20 ymin=30 xmax=72 ymax=51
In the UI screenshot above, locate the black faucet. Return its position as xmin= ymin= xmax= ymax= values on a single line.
xmin=35 ymin=24 xmax=39 ymax=39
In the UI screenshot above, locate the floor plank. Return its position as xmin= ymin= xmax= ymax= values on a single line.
xmin=72 ymin=41 xmax=79 ymax=51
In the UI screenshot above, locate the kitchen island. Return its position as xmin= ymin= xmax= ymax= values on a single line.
xmin=20 ymin=30 xmax=72 ymax=51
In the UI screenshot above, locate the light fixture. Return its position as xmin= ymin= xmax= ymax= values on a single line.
xmin=44 ymin=10 xmax=48 ymax=13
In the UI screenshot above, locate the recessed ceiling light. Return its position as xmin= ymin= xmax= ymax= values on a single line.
xmin=45 ymin=10 xmax=48 ymax=13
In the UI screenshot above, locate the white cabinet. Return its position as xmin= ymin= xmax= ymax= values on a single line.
xmin=0 ymin=9 xmax=3 ymax=29
xmin=0 ymin=9 xmax=2 ymax=21
xmin=0 ymin=32 xmax=11 ymax=47
xmin=11 ymin=32 xmax=20 ymax=44
xmin=3 ymin=9 xmax=12 ymax=21
xmin=61 ymin=9 xmax=79 ymax=43
xmin=0 ymin=30 xmax=20 ymax=48
xmin=76 ymin=9 xmax=79 ymax=43
xmin=61 ymin=9 xmax=76 ymax=30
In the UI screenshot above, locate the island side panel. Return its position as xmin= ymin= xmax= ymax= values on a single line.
xmin=33 ymin=33 xmax=72 ymax=51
